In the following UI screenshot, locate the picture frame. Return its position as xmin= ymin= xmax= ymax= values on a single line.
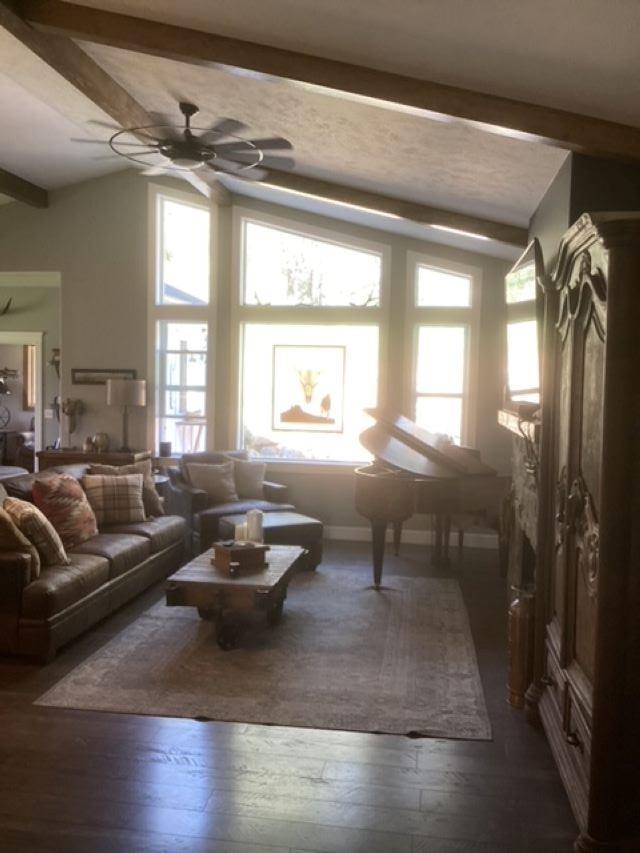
xmin=272 ymin=344 xmax=345 ymax=433
xmin=71 ymin=368 xmax=137 ymax=386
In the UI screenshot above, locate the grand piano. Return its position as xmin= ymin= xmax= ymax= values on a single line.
xmin=355 ymin=410 xmax=510 ymax=587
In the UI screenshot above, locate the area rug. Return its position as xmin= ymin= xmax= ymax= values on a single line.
xmin=36 ymin=566 xmax=491 ymax=739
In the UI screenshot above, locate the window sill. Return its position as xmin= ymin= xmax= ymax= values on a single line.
xmin=263 ymin=459 xmax=364 ymax=476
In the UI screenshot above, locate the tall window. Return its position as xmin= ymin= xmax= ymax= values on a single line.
xmin=410 ymin=256 xmax=479 ymax=445
xmin=505 ymin=247 xmax=540 ymax=404
xmin=236 ymin=213 xmax=386 ymax=462
xmin=153 ymin=191 xmax=211 ymax=454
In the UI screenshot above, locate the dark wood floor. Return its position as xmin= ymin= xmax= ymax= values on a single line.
xmin=0 ymin=540 xmax=577 ymax=852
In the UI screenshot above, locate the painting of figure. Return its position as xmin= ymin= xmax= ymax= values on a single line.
xmin=272 ymin=345 xmax=345 ymax=432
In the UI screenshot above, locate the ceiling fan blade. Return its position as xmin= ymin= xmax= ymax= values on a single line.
xmin=244 ymin=137 xmax=293 ymax=151
xmin=224 ymin=152 xmax=295 ymax=171
xmin=140 ymin=165 xmax=170 ymax=176
xmin=203 ymin=159 xmax=267 ymax=182
xmin=200 ymin=117 xmax=248 ymax=139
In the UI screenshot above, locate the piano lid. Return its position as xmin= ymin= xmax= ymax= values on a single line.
xmin=361 ymin=409 xmax=497 ymax=478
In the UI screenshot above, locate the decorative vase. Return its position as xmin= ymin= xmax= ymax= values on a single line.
xmin=83 ymin=436 xmax=95 ymax=453
xmin=92 ymin=432 xmax=110 ymax=452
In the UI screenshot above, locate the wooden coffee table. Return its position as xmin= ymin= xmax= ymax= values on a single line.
xmin=165 ymin=544 xmax=304 ymax=649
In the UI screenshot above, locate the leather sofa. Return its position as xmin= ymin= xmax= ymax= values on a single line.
xmin=166 ymin=450 xmax=294 ymax=555
xmin=0 ymin=464 xmax=186 ymax=662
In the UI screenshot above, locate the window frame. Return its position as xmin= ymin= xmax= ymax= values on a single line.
xmin=406 ymin=251 xmax=481 ymax=446
xmin=231 ymin=206 xmax=391 ymax=465
xmin=147 ymin=184 xmax=215 ymax=454
xmin=503 ymin=240 xmax=545 ymax=407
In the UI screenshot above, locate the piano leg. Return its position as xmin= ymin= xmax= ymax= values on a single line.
xmin=392 ymin=521 xmax=403 ymax=556
xmin=431 ymin=515 xmax=442 ymax=565
xmin=431 ymin=514 xmax=452 ymax=567
xmin=442 ymin=515 xmax=452 ymax=568
xmin=371 ymin=520 xmax=387 ymax=589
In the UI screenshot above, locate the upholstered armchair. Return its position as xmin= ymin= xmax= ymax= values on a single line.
xmin=164 ymin=450 xmax=293 ymax=556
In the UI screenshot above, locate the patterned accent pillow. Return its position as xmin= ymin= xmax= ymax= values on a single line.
xmin=88 ymin=460 xmax=162 ymax=518
xmin=3 ymin=497 xmax=70 ymax=567
xmin=31 ymin=474 xmax=98 ymax=549
xmin=0 ymin=506 xmax=41 ymax=580
xmin=82 ymin=473 xmax=146 ymax=526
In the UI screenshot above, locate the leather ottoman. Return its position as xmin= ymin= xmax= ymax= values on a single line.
xmin=218 ymin=511 xmax=323 ymax=570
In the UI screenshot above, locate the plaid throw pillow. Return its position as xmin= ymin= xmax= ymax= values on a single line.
xmin=3 ymin=497 xmax=69 ymax=567
xmin=82 ymin=473 xmax=146 ymax=526
xmin=88 ymin=460 xmax=162 ymax=517
xmin=32 ymin=474 xmax=98 ymax=550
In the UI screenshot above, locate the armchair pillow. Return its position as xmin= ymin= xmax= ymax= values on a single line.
xmin=3 ymin=497 xmax=69 ymax=568
xmin=31 ymin=473 xmax=98 ymax=550
xmin=82 ymin=473 xmax=146 ymax=526
xmin=229 ymin=458 xmax=267 ymax=499
xmin=88 ymin=460 xmax=164 ymax=518
xmin=0 ymin=506 xmax=41 ymax=580
xmin=185 ymin=461 xmax=238 ymax=504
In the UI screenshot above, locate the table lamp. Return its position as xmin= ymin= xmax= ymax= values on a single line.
xmin=106 ymin=378 xmax=146 ymax=452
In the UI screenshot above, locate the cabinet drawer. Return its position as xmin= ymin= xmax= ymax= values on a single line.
xmin=543 ymin=643 xmax=566 ymax=714
xmin=565 ymin=688 xmax=591 ymax=788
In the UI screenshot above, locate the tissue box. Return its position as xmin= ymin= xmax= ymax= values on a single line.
xmin=211 ymin=541 xmax=270 ymax=576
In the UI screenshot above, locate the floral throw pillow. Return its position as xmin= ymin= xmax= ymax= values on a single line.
xmin=32 ymin=474 xmax=98 ymax=549
xmin=3 ymin=497 xmax=69 ymax=567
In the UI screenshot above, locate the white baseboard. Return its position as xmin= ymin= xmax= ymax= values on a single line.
xmin=324 ymin=525 xmax=498 ymax=550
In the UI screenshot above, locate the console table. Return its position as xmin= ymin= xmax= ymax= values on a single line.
xmin=37 ymin=449 xmax=152 ymax=470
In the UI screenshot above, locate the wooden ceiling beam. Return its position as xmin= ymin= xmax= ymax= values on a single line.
xmin=258 ymin=169 xmax=527 ymax=246
xmin=0 ymin=165 xmax=48 ymax=207
xmin=0 ymin=0 xmax=211 ymax=199
xmin=17 ymin=0 xmax=640 ymax=162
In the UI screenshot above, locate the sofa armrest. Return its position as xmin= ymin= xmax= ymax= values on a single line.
xmin=0 ymin=552 xmax=32 ymax=654
xmin=0 ymin=552 xmax=32 ymax=603
xmin=263 ymin=480 xmax=290 ymax=504
xmin=163 ymin=479 xmax=209 ymax=518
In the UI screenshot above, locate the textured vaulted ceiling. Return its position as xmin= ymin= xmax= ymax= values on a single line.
xmin=79 ymin=41 xmax=566 ymax=226
xmin=64 ymin=0 xmax=640 ymax=126
xmin=1 ymin=0 xmax=639 ymax=251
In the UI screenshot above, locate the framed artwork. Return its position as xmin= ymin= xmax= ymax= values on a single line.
xmin=272 ymin=344 xmax=345 ymax=432
xmin=71 ymin=368 xmax=137 ymax=386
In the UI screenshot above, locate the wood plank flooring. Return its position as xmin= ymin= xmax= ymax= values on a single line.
xmin=0 ymin=541 xmax=577 ymax=852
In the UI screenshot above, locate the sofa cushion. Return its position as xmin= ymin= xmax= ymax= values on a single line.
xmin=185 ymin=461 xmax=238 ymax=504
xmin=88 ymin=460 xmax=164 ymax=518
xmin=3 ymin=497 xmax=69 ymax=568
xmin=0 ymin=466 xmax=28 ymax=482
xmin=0 ymin=507 xmax=40 ymax=581
xmin=82 ymin=473 xmax=146 ymax=526
xmin=71 ymin=533 xmax=151 ymax=579
xmin=101 ymin=516 xmax=185 ymax=554
xmin=21 ymin=553 xmax=110 ymax=619
xmin=31 ymin=474 xmax=98 ymax=550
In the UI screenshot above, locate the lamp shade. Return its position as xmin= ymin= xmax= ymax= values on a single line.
xmin=106 ymin=378 xmax=146 ymax=407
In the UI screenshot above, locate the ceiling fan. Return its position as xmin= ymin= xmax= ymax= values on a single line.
xmin=72 ymin=101 xmax=294 ymax=182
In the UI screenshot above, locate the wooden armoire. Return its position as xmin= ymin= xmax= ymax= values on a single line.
xmin=531 ymin=213 xmax=640 ymax=852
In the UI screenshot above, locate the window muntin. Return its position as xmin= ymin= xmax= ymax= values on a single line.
xmin=242 ymin=220 xmax=381 ymax=307
xmin=157 ymin=197 xmax=210 ymax=306
xmin=415 ymin=325 xmax=467 ymax=443
xmin=157 ymin=321 xmax=208 ymax=453
xmin=505 ymin=260 xmax=536 ymax=304
xmin=417 ymin=265 xmax=471 ymax=307
xmin=241 ymin=323 xmax=378 ymax=462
